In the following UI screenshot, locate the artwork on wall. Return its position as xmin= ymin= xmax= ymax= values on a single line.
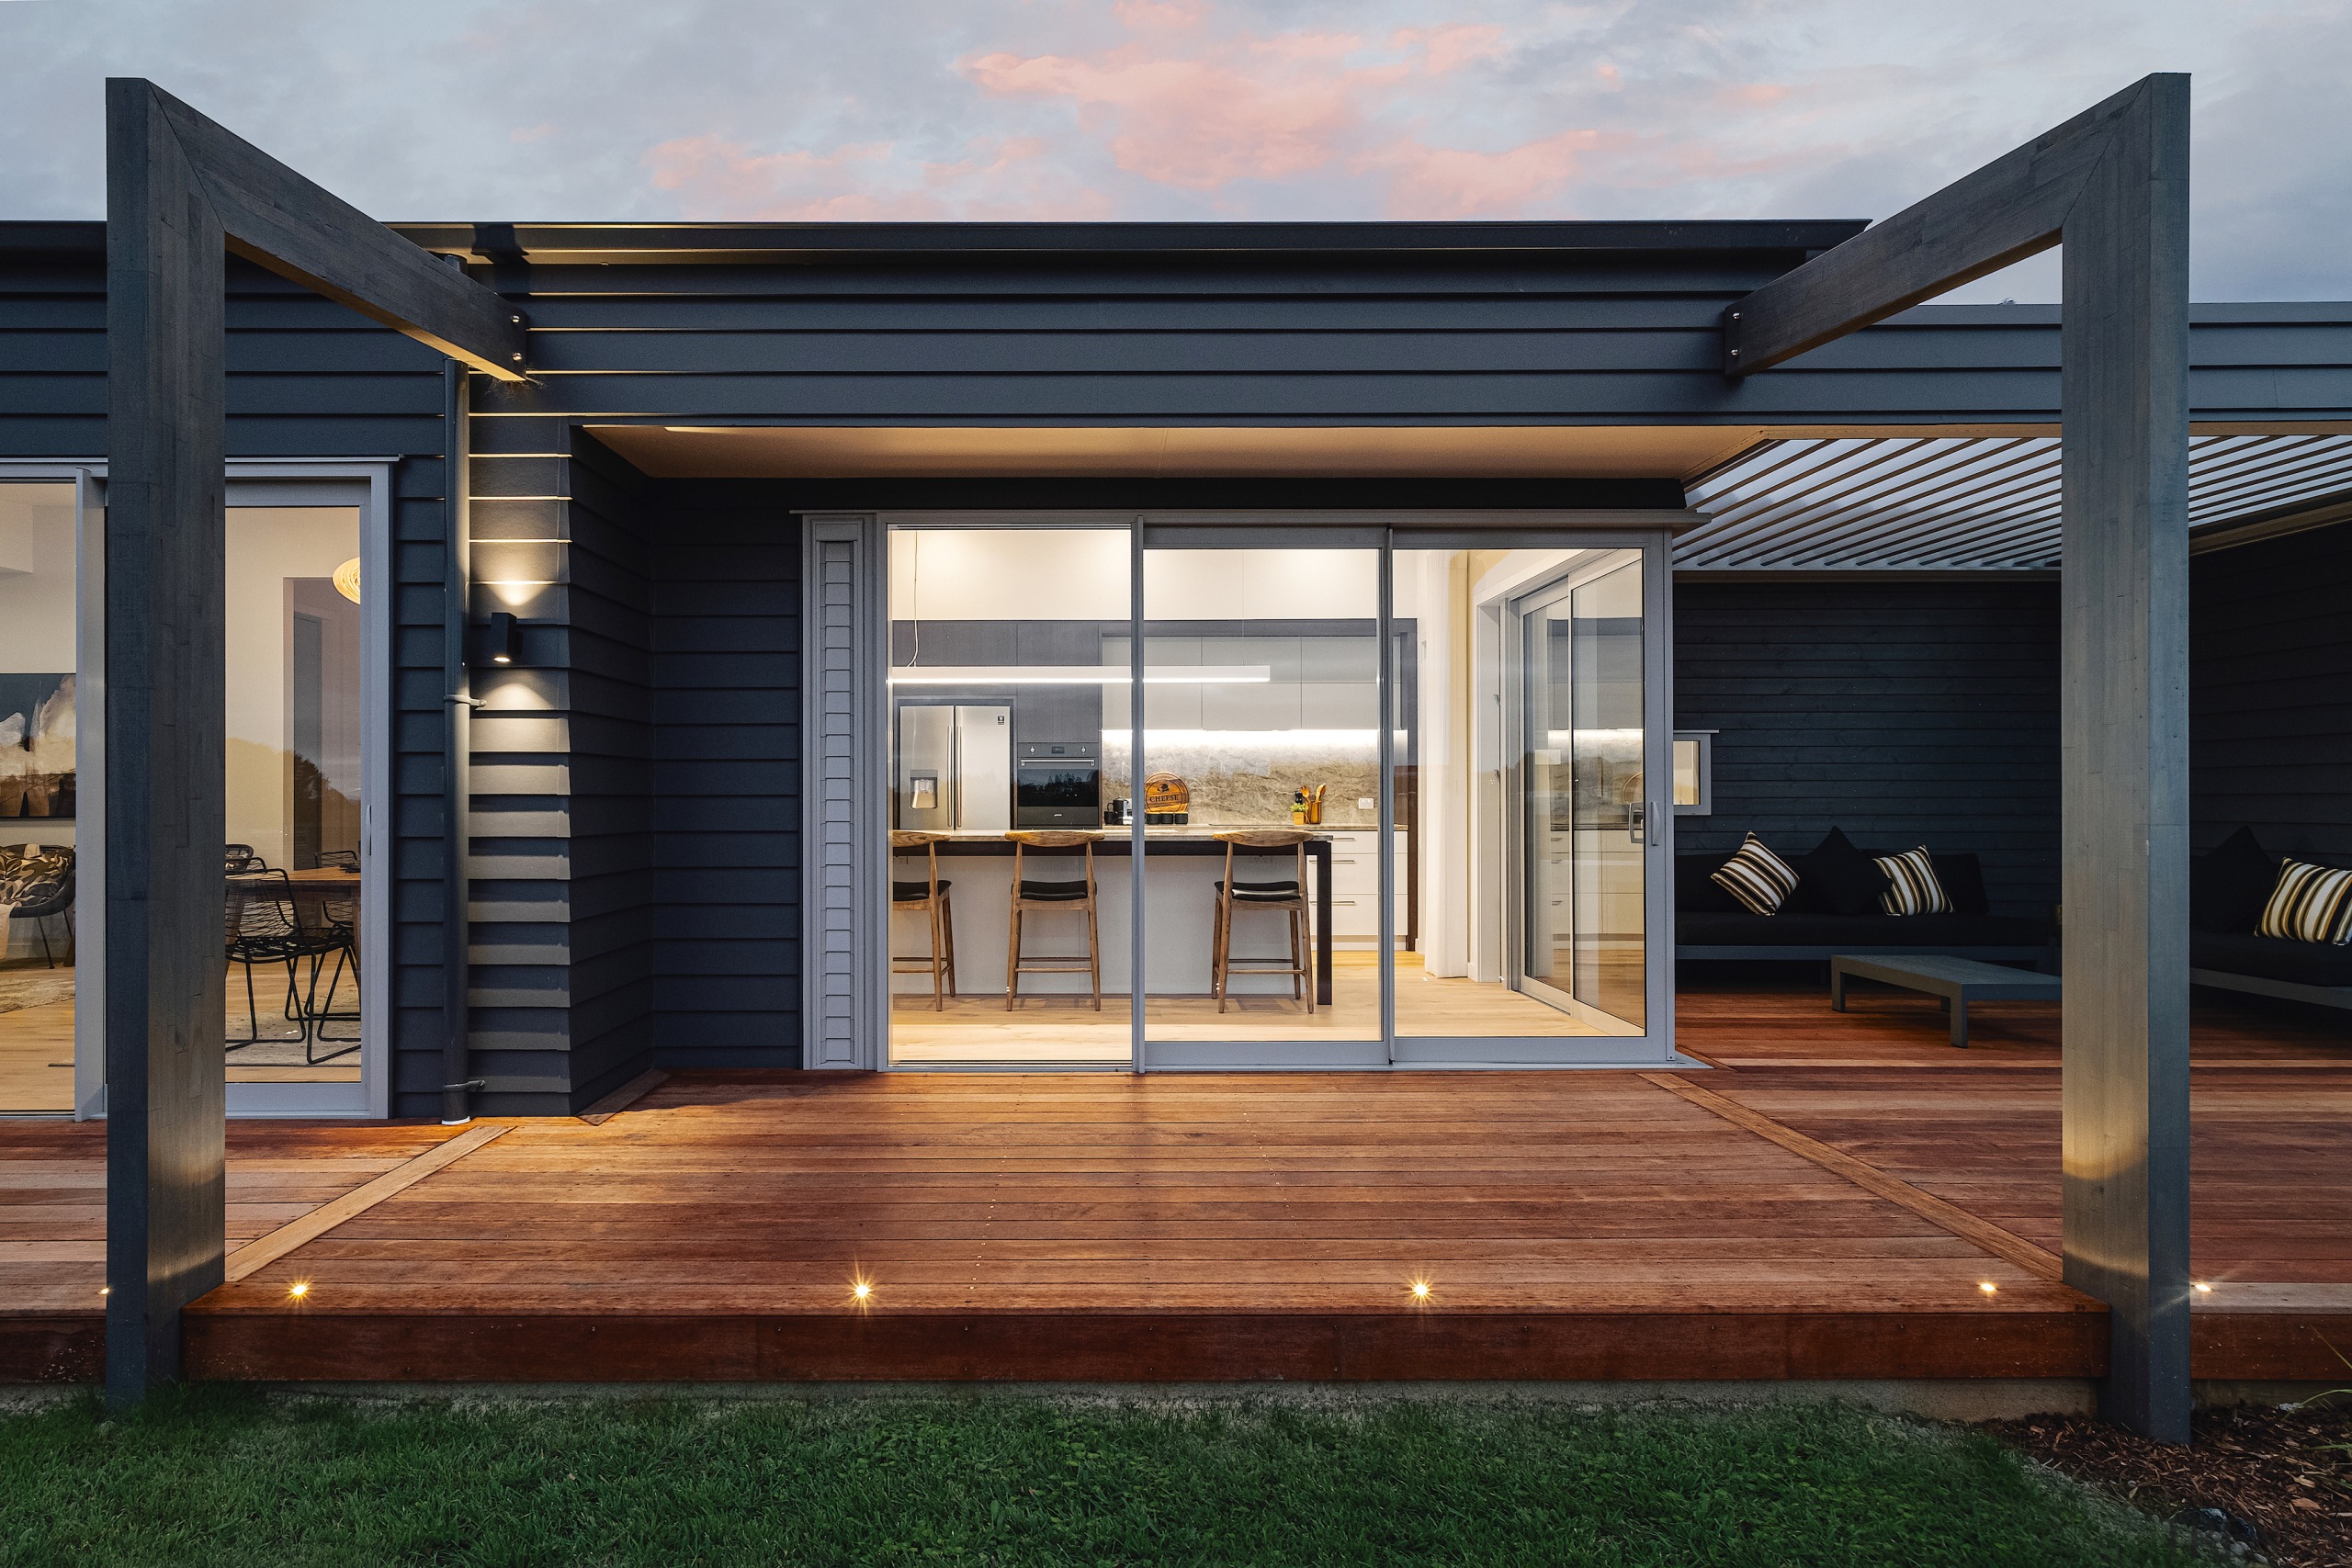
xmin=0 ymin=673 xmax=74 ymax=819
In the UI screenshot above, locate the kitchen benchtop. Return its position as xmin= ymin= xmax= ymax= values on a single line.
xmin=920 ymin=828 xmax=1340 ymax=848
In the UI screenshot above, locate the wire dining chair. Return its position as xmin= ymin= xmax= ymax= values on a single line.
xmin=224 ymin=870 xmax=307 ymax=1049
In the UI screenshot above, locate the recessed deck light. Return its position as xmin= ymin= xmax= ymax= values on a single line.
xmin=1408 ymin=1278 xmax=1432 ymax=1302
xmin=2194 ymin=1281 xmax=2214 ymax=1294
xmin=851 ymin=1280 xmax=873 ymax=1303
xmin=1978 ymin=1281 xmax=1998 ymax=1295
xmin=288 ymin=1280 xmax=311 ymax=1301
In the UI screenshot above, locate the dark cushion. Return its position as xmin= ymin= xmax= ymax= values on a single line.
xmin=1678 ymin=909 xmax=2050 ymax=950
xmin=2191 ymin=930 xmax=2352 ymax=987
xmin=1018 ymin=880 xmax=1091 ymax=902
xmin=1798 ymin=828 xmax=1889 ymax=917
xmin=1931 ymin=853 xmax=1992 ymax=918
xmin=2192 ymin=827 xmax=2277 ymax=934
xmin=1217 ymin=880 xmax=1302 ymax=903
xmin=1675 ymin=852 xmax=1742 ymax=913
xmin=891 ymin=879 xmax=950 ymax=902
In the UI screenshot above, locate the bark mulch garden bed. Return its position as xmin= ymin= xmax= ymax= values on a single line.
xmin=1988 ymin=1398 xmax=2352 ymax=1566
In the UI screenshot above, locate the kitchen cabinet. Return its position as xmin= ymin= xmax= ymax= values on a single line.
xmin=1322 ymin=828 xmax=1408 ymax=943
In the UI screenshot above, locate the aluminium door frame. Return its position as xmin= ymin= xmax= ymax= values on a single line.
xmin=868 ymin=515 xmax=1142 ymax=1072
xmin=1395 ymin=527 xmax=1683 ymax=1066
xmin=1496 ymin=547 xmax=1650 ymax=1033
xmin=837 ymin=509 xmax=1694 ymax=1072
xmin=0 ymin=457 xmax=397 ymax=1120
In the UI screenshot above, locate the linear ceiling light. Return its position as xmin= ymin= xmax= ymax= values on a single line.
xmin=887 ymin=665 xmax=1270 ymax=685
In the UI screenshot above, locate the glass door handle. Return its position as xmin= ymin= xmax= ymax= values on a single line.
xmin=1628 ymin=802 xmax=1646 ymax=845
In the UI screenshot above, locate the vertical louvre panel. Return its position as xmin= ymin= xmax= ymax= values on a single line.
xmin=801 ymin=516 xmax=880 ymax=1068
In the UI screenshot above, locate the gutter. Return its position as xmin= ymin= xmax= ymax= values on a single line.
xmin=439 ymin=350 xmax=482 ymax=1122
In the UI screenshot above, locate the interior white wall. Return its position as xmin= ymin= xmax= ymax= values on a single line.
xmin=0 ymin=484 xmax=74 ymax=666
xmin=889 ymin=528 xmax=1129 ymax=621
xmin=1406 ymin=549 xmax=1470 ymax=977
xmin=224 ymin=507 xmax=361 ymax=870
xmin=888 ymin=529 xmax=1382 ymax=624
xmin=1147 ymin=549 xmax=1378 ymax=621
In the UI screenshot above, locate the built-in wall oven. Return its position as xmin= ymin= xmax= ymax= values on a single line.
xmin=1015 ymin=740 xmax=1100 ymax=828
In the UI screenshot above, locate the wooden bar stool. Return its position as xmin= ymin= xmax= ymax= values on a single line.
xmin=1003 ymin=829 xmax=1102 ymax=1010
xmin=1211 ymin=829 xmax=1315 ymax=1013
xmin=889 ymin=830 xmax=957 ymax=1010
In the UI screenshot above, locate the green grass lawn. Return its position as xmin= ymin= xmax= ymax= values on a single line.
xmin=0 ymin=1389 xmax=2204 ymax=1567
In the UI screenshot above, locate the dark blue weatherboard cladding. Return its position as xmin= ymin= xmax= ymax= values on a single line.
xmin=651 ymin=480 xmax=801 ymax=1070
xmin=2190 ymin=519 xmax=2352 ymax=861
xmin=1672 ymin=580 xmax=2064 ymax=918
xmin=0 ymin=230 xmax=464 ymax=1118
xmin=467 ymin=437 xmax=803 ymax=1106
xmin=462 ymin=430 xmax=658 ymax=1114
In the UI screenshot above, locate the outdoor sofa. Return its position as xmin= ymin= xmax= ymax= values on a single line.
xmin=2189 ymin=828 xmax=2352 ymax=1015
xmin=1675 ymin=829 xmax=2052 ymax=964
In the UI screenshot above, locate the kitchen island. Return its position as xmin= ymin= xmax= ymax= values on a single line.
xmin=897 ymin=829 xmax=1337 ymax=1005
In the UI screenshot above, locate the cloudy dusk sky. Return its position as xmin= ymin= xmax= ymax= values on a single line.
xmin=2 ymin=0 xmax=2345 ymax=300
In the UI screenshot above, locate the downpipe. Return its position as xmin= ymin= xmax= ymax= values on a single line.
xmin=438 ymin=344 xmax=480 ymax=1124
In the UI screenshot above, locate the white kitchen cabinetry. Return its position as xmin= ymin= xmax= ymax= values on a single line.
xmin=1321 ymin=828 xmax=1408 ymax=945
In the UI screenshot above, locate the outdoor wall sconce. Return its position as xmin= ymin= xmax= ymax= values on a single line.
xmin=476 ymin=612 xmax=522 ymax=669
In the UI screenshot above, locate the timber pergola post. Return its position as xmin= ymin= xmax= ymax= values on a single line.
xmin=1723 ymin=74 xmax=2192 ymax=1441
xmin=103 ymin=78 xmax=526 ymax=1406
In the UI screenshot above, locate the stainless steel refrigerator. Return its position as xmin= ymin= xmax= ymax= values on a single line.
xmin=896 ymin=704 xmax=1012 ymax=832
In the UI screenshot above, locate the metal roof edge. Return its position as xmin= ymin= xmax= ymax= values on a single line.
xmin=378 ymin=218 xmax=1869 ymax=263
xmin=1885 ymin=301 xmax=2352 ymax=325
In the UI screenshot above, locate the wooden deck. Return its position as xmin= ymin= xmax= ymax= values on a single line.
xmin=2 ymin=982 xmax=2344 ymax=1387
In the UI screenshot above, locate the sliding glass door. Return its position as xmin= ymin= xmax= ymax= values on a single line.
xmin=882 ymin=524 xmax=1134 ymax=1068
xmin=1132 ymin=541 xmax=1386 ymax=1068
xmin=1512 ymin=554 xmax=1649 ymax=1032
xmin=870 ymin=518 xmax=1678 ymax=1070
xmin=1386 ymin=536 xmax=1674 ymax=1062
xmin=0 ymin=465 xmax=392 ymax=1120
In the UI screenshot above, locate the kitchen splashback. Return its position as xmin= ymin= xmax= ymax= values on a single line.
xmin=1102 ymin=730 xmax=1384 ymax=828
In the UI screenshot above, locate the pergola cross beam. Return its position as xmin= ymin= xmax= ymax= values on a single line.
xmin=1721 ymin=77 xmax=2153 ymax=376
xmin=103 ymin=77 xmax=524 ymax=1407
xmin=1722 ymin=74 xmax=2193 ymax=1442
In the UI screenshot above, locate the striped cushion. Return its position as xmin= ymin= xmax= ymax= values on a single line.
xmin=1874 ymin=847 xmax=1952 ymax=916
xmin=2256 ymin=860 xmax=2352 ymax=944
xmin=1710 ymin=835 xmax=1800 ymax=917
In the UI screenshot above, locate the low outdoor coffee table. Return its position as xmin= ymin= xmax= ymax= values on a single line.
xmin=1828 ymin=953 xmax=2061 ymax=1048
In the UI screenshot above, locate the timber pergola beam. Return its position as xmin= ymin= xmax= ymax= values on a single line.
xmin=103 ymin=77 xmax=526 ymax=1408
xmin=1723 ymin=74 xmax=2192 ymax=1441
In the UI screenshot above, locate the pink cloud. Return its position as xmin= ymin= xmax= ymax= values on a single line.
xmin=1111 ymin=0 xmax=1205 ymax=29
xmin=1354 ymin=127 xmax=1626 ymax=219
xmin=642 ymin=133 xmax=1112 ymax=221
xmin=965 ymin=23 xmax=1411 ymax=190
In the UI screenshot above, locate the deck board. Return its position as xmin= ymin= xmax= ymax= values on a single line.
xmin=3 ymin=981 xmax=2344 ymax=1385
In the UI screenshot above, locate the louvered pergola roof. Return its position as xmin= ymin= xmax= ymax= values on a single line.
xmin=1678 ymin=433 xmax=2352 ymax=570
